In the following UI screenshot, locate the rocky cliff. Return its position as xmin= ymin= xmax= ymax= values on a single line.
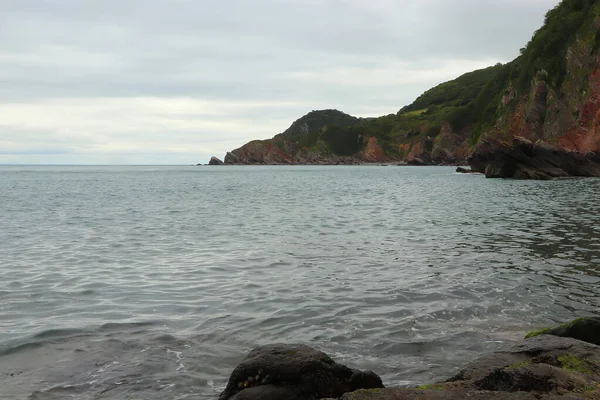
xmin=468 ymin=0 xmax=600 ymax=177
xmin=217 ymin=0 xmax=600 ymax=177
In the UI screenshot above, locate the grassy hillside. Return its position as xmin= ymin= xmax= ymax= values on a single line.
xmin=266 ymin=64 xmax=505 ymax=160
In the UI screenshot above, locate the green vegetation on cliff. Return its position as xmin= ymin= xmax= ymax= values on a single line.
xmin=515 ymin=0 xmax=599 ymax=90
xmin=276 ymin=109 xmax=360 ymax=147
xmin=265 ymin=63 xmax=504 ymax=161
xmin=225 ymin=0 xmax=600 ymax=164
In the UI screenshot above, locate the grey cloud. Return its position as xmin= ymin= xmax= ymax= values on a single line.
xmin=1 ymin=0 xmax=557 ymax=100
xmin=0 ymin=0 xmax=559 ymax=163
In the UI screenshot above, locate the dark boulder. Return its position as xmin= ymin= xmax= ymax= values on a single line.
xmin=525 ymin=317 xmax=600 ymax=345
xmin=209 ymin=156 xmax=225 ymax=165
xmin=455 ymin=167 xmax=477 ymax=174
xmin=218 ymin=344 xmax=383 ymax=400
xmin=468 ymin=136 xmax=600 ymax=179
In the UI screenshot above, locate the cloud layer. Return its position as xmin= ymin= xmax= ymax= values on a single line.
xmin=1 ymin=0 xmax=559 ymax=164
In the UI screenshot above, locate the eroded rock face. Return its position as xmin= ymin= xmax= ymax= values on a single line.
xmin=359 ymin=137 xmax=386 ymax=162
xmin=468 ymin=136 xmax=600 ymax=179
xmin=218 ymin=344 xmax=383 ymax=400
xmin=223 ymin=137 xmax=388 ymax=165
xmin=209 ymin=156 xmax=224 ymax=165
xmin=431 ymin=122 xmax=468 ymax=164
xmin=224 ymin=140 xmax=294 ymax=165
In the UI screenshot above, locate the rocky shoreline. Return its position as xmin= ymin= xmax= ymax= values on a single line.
xmin=200 ymin=156 xmax=464 ymax=168
xmin=468 ymin=137 xmax=600 ymax=180
xmin=202 ymin=137 xmax=600 ymax=181
xmin=218 ymin=317 xmax=600 ymax=400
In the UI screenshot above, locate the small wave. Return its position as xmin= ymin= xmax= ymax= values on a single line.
xmin=0 ymin=341 xmax=44 ymax=357
xmin=99 ymin=321 xmax=160 ymax=332
xmin=32 ymin=327 xmax=86 ymax=339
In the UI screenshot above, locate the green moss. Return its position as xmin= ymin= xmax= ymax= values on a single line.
xmin=415 ymin=383 xmax=445 ymax=390
xmin=581 ymin=385 xmax=598 ymax=392
xmin=558 ymin=354 xmax=594 ymax=374
xmin=525 ymin=327 xmax=552 ymax=339
xmin=526 ymin=317 xmax=590 ymax=339
xmin=506 ymin=360 xmax=531 ymax=369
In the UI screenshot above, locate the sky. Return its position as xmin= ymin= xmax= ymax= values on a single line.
xmin=1 ymin=0 xmax=559 ymax=165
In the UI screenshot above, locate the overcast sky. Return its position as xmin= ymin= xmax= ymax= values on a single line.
xmin=1 ymin=0 xmax=558 ymax=164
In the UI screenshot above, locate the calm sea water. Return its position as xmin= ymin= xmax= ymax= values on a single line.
xmin=0 ymin=165 xmax=599 ymax=399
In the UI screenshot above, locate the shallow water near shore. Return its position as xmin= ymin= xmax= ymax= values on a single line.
xmin=1 ymin=165 xmax=599 ymax=400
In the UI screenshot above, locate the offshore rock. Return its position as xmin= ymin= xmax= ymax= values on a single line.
xmin=218 ymin=343 xmax=383 ymax=400
xmin=209 ymin=156 xmax=224 ymax=165
xmin=468 ymin=136 xmax=600 ymax=179
xmin=456 ymin=167 xmax=477 ymax=174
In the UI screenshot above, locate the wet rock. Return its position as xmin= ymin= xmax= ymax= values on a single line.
xmin=440 ymin=335 xmax=600 ymax=399
xmin=218 ymin=344 xmax=383 ymax=400
xmin=525 ymin=317 xmax=600 ymax=345
xmin=455 ymin=167 xmax=476 ymax=174
xmin=209 ymin=156 xmax=224 ymax=165
xmin=449 ymin=335 xmax=600 ymax=382
xmin=468 ymin=136 xmax=600 ymax=179
xmin=339 ymin=388 xmax=542 ymax=399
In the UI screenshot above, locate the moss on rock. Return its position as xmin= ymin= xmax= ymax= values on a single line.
xmin=558 ymin=354 xmax=595 ymax=374
xmin=525 ymin=317 xmax=600 ymax=345
xmin=415 ymin=383 xmax=445 ymax=390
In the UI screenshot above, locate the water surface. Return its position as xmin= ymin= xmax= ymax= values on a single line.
xmin=1 ymin=166 xmax=598 ymax=399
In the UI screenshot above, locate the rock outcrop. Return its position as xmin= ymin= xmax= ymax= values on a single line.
xmin=468 ymin=136 xmax=600 ymax=179
xmin=455 ymin=167 xmax=477 ymax=174
xmin=209 ymin=156 xmax=225 ymax=165
xmin=218 ymin=344 xmax=383 ymax=400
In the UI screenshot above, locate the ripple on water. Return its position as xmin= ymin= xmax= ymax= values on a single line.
xmin=0 ymin=166 xmax=599 ymax=399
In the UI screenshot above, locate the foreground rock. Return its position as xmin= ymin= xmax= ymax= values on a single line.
xmin=209 ymin=156 xmax=225 ymax=165
xmin=468 ymin=136 xmax=600 ymax=179
xmin=340 ymin=335 xmax=600 ymax=400
xmin=219 ymin=317 xmax=600 ymax=400
xmin=218 ymin=344 xmax=383 ymax=400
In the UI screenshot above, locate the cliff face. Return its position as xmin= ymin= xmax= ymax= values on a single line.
xmin=468 ymin=0 xmax=600 ymax=177
xmin=218 ymin=0 xmax=600 ymax=172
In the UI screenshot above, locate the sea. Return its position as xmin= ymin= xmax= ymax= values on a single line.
xmin=0 ymin=165 xmax=598 ymax=400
